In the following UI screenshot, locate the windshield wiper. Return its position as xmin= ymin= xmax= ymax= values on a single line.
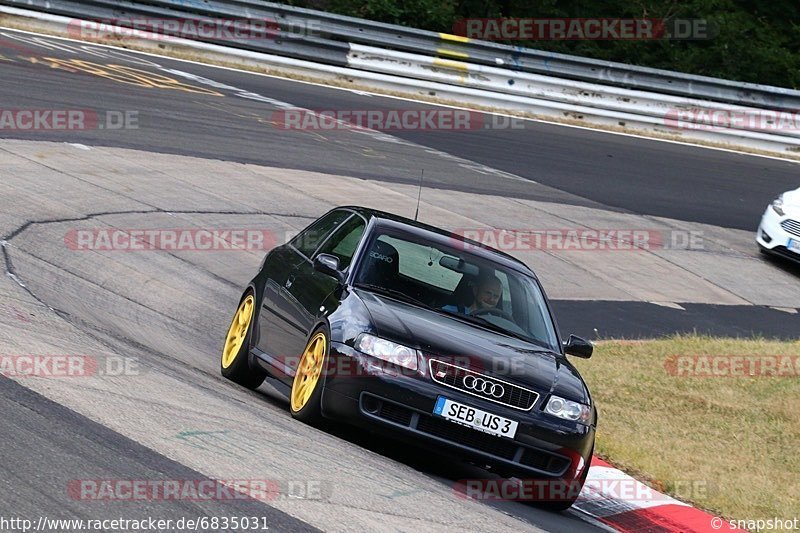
xmin=354 ymin=283 xmax=435 ymax=310
xmin=463 ymin=314 xmax=533 ymax=342
xmin=448 ymin=312 xmax=550 ymax=348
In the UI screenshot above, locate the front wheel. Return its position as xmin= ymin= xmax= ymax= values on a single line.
xmin=290 ymin=327 xmax=329 ymax=425
xmin=221 ymin=292 xmax=266 ymax=390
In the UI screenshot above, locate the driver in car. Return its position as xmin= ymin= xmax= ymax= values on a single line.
xmin=442 ymin=274 xmax=503 ymax=315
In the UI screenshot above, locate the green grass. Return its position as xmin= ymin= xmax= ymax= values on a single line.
xmin=572 ymin=335 xmax=800 ymax=526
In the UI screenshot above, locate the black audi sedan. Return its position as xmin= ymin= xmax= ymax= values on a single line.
xmin=221 ymin=206 xmax=596 ymax=510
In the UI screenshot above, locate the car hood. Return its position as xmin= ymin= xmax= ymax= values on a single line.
xmin=782 ymin=187 xmax=800 ymax=211
xmin=355 ymin=290 xmax=589 ymax=403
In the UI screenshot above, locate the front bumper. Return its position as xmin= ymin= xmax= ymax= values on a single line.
xmin=757 ymin=206 xmax=800 ymax=262
xmin=321 ymin=342 xmax=595 ymax=481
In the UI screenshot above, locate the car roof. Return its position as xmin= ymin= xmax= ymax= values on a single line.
xmin=335 ymin=205 xmax=536 ymax=277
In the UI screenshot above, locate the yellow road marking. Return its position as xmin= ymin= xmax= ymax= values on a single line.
xmin=39 ymin=57 xmax=223 ymax=95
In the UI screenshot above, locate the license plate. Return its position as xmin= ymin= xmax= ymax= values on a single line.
xmin=433 ymin=396 xmax=518 ymax=439
xmin=788 ymin=238 xmax=800 ymax=255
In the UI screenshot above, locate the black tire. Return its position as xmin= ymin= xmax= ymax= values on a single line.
xmin=289 ymin=326 xmax=329 ymax=426
xmin=221 ymin=291 xmax=266 ymax=390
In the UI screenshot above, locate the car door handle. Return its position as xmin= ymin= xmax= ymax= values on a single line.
xmin=285 ymin=275 xmax=295 ymax=289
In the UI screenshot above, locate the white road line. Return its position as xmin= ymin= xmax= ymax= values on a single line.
xmin=1 ymin=24 xmax=798 ymax=165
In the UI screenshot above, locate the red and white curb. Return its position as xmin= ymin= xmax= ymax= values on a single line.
xmin=572 ymin=456 xmax=746 ymax=532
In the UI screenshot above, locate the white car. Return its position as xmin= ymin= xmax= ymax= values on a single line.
xmin=757 ymin=187 xmax=800 ymax=262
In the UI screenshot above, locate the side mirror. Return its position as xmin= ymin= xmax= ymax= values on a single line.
xmin=563 ymin=334 xmax=593 ymax=358
xmin=314 ymin=253 xmax=345 ymax=284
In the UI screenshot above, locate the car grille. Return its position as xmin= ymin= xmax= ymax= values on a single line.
xmin=416 ymin=414 xmax=518 ymax=460
xmin=364 ymin=395 xmax=570 ymax=476
xmin=428 ymin=359 xmax=539 ymax=411
xmin=766 ymin=245 xmax=800 ymax=263
xmin=780 ymin=219 xmax=800 ymax=237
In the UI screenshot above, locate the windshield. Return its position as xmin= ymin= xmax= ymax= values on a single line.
xmin=353 ymin=229 xmax=560 ymax=351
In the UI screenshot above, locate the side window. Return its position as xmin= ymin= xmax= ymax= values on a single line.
xmin=289 ymin=210 xmax=351 ymax=258
xmin=316 ymin=216 xmax=366 ymax=269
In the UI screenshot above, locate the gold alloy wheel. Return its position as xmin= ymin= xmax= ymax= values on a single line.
xmin=222 ymin=294 xmax=254 ymax=369
xmin=291 ymin=332 xmax=327 ymax=412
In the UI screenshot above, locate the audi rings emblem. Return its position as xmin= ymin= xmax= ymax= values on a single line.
xmin=463 ymin=375 xmax=505 ymax=398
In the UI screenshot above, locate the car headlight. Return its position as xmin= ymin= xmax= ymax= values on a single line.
xmin=771 ymin=195 xmax=785 ymax=216
xmin=544 ymin=395 xmax=591 ymax=423
xmin=355 ymin=333 xmax=419 ymax=371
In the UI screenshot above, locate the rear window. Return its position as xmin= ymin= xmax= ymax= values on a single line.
xmin=378 ymin=235 xmax=462 ymax=291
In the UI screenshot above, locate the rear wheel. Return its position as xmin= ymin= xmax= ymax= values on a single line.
xmin=290 ymin=328 xmax=328 ymax=425
xmin=221 ymin=292 xmax=266 ymax=390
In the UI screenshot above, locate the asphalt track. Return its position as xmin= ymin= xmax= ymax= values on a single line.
xmin=552 ymin=299 xmax=800 ymax=340
xmin=0 ymin=28 xmax=797 ymax=339
xmin=0 ymin=375 xmax=318 ymax=532
xmin=0 ymin=29 xmax=798 ymax=231
xmin=0 ymin=27 xmax=798 ymax=533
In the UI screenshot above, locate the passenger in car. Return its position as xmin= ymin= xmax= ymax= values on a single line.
xmin=442 ymin=274 xmax=502 ymax=315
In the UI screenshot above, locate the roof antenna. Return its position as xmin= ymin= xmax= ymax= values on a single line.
xmin=414 ymin=169 xmax=424 ymax=222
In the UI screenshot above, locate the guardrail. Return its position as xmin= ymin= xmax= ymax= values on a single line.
xmin=103 ymin=0 xmax=800 ymax=111
xmin=2 ymin=0 xmax=800 ymax=153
